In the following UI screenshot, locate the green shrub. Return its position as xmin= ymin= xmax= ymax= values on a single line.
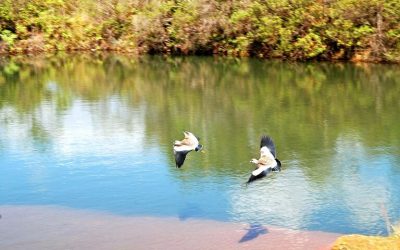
xmin=1 ymin=0 xmax=400 ymax=62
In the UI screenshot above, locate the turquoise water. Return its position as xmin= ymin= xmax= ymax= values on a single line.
xmin=1 ymin=54 xmax=400 ymax=235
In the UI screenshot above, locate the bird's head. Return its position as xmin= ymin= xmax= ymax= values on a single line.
xmin=195 ymin=144 xmax=203 ymax=151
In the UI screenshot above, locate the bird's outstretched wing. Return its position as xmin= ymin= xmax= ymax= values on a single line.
xmin=174 ymin=150 xmax=190 ymax=168
xmin=247 ymin=170 xmax=267 ymax=183
xmin=252 ymin=165 xmax=270 ymax=176
xmin=260 ymin=135 xmax=276 ymax=158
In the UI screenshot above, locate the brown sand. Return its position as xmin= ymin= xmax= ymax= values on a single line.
xmin=0 ymin=205 xmax=340 ymax=250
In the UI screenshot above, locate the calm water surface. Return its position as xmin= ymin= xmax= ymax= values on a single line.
xmin=1 ymin=54 xmax=399 ymax=235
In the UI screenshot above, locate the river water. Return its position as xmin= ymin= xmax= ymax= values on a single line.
xmin=1 ymin=54 xmax=399 ymax=236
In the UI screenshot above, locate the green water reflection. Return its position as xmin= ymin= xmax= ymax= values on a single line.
xmin=2 ymin=54 xmax=399 ymax=172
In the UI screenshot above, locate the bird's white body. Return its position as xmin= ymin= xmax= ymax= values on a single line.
xmin=251 ymin=146 xmax=278 ymax=176
xmin=173 ymin=132 xmax=200 ymax=152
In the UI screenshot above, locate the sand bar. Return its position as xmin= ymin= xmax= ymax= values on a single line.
xmin=0 ymin=205 xmax=341 ymax=250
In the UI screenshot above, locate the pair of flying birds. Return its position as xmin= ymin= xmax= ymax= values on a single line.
xmin=173 ymin=131 xmax=281 ymax=183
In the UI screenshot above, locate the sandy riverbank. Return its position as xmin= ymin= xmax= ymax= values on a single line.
xmin=0 ymin=205 xmax=341 ymax=250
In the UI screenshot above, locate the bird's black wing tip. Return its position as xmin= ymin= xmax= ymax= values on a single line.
xmin=246 ymin=171 xmax=267 ymax=184
xmin=174 ymin=150 xmax=190 ymax=168
xmin=260 ymin=135 xmax=274 ymax=148
xmin=260 ymin=135 xmax=276 ymax=157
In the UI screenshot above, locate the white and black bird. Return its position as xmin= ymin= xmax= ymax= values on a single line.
xmin=247 ymin=135 xmax=281 ymax=183
xmin=173 ymin=131 xmax=203 ymax=168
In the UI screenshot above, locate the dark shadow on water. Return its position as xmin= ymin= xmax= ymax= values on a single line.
xmin=239 ymin=223 xmax=268 ymax=243
xmin=178 ymin=203 xmax=203 ymax=221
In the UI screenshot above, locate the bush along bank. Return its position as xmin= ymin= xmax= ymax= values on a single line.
xmin=1 ymin=0 xmax=400 ymax=62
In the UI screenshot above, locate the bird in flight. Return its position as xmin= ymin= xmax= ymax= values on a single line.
xmin=247 ymin=135 xmax=281 ymax=183
xmin=173 ymin=131 xmax=203 ymax=168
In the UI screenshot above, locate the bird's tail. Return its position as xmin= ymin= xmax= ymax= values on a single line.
xmin=272 ymin=158 xmax=282 ymax=172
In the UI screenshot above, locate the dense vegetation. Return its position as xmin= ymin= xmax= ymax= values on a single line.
xmin=1 ymin=0 xmax=400 ymax=62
